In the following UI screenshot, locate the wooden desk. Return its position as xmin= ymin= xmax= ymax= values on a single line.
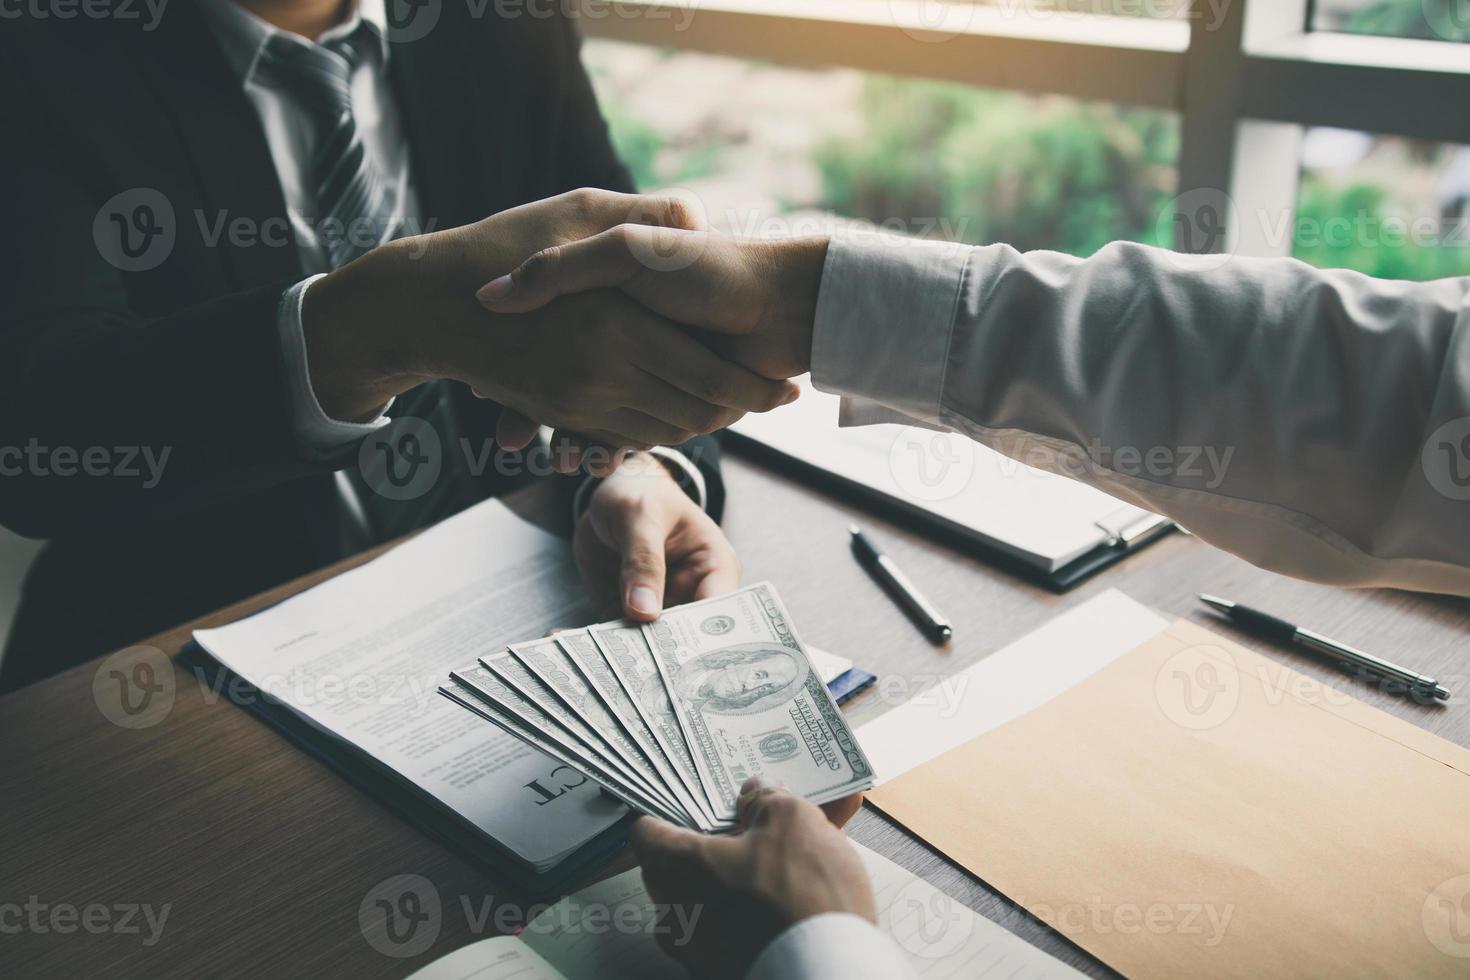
xmin=2 ymin=452 xmax=1467 ymax=979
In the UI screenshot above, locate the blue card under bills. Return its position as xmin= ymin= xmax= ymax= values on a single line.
xmin=828 ymin=667 xmax=877 ymax=704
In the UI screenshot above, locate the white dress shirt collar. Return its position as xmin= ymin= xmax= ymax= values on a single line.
xmin=199 ymin=0 xmax=391 ymax=86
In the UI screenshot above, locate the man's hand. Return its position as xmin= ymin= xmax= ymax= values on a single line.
xmin=300 ymin=190 xmax=798 ymax=448
xmin=576 ymin=451 xmax=739 ymax=621
xmin=477 ymin=225 xmax=830 ymax=382
xmin=630 ymin=777 xmax=870 ymax=980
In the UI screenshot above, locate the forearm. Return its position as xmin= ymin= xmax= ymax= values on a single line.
xmin=813 ymin=236 xmax=1470 ymax=593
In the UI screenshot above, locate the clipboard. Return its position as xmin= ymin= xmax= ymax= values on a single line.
xmin=725 ymin=380 xmax=1175 ymax=591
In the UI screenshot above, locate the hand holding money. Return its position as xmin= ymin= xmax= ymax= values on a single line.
xmin=630 ymin=776 xmax=873 ymax=980
xmin=441 ymin=582 xmax=874 ymax=832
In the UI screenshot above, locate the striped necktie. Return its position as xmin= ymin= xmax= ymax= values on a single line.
xmin=257 ymin=29 xmax=399 ymax=267
xmin=261 ymin=27 xmax=472 ymax=542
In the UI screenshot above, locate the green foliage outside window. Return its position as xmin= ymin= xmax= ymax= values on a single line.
xmin=813 ymin=77 xmax=1179 ymax=255
xmin=1338 ymin=0 xmax=1470 ymax=42
xmin=1292 ymin=179 xmax=1470 ymax=280
xmin=590 ymin=3 xmax=1470 ymax=286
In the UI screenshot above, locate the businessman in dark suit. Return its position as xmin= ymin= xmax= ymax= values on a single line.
xmin=0 ymin=0 xmax=789 ymax=691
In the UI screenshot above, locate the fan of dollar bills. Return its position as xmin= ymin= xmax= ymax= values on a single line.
xmin=440 ymin=582 xmax=875 ymax=831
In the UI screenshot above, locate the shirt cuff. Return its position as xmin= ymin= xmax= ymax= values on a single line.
xmin=809 ymin=232 xmax=972 ymax=425
xmin=746 ymin=913 xmax=914 ymax=980
xmin=278 ymin=275 xmax=394 ymax=458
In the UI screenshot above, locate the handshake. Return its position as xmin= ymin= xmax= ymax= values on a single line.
xmin=303 ymin=188 xmax=831 ymax=469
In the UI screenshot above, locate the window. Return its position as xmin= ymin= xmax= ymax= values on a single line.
xmin=948 ymin=0 xmax=1183 ymax=17
xmin=586 ymin=41 xmax=1179 ymax=256
xmin=1295 ymin=129 xmax=1470 ymax=279
xmin=1312 ymin=0 xmax=1470 ymax=43
xmin=578 ymin=0 xmax=1470 ymax=277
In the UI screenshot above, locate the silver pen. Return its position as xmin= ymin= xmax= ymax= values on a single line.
xmin=1199 ymin=595 xmax=1450 ymax=702
xmin=850 ymin=526 xmax=953 ymax=644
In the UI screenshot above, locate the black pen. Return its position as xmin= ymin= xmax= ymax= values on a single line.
xmin=850 ymin=525 xmax=953 ymax=645
xmin=1198 ymin=594 xmax=1450 ymax=702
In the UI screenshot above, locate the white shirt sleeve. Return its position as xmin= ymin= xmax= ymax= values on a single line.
xmin=278 ymin=275 xmax=394 ymax=457
xmin=745 ymin=913 xmax=915 ymax=980
xmin=811 ymin=232 xmax=1470 ymax=596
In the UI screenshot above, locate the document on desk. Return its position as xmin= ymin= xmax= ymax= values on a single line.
xmin=192 ymin=500 xmax=626 ymax=876
xmin=404 ymin=841 xmax=1085 ymax=980
xmin=867 ymin=594 xmax=1470 ymax=979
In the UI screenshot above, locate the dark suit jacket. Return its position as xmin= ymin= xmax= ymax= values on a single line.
xmin=0 ymin=3 xmax=724 ymax=691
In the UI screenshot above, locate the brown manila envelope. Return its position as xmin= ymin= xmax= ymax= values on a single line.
xmin=867 ymin=619 xmax=1470 ymax=979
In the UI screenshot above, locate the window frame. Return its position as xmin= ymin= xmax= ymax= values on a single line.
xmin=576 ymin=0 xmax=1470 ymax=257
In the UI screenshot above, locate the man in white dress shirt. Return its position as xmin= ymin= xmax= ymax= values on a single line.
xmin=477 ymin=216 xmax=1470 ymax=976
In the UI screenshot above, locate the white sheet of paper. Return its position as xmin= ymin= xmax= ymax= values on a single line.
xmin=729 ymin=377 xmax=1157 ymax=570
xmin=807 ymin=645 xmax=853 ymax=685
xmin=857 ymin=589 xmax=1168 ymax=784
xmin=403 ymin=936 xmax=564 ymax=980
xmin=864 ymin=842 xmax=1087 ymax=979
xmin=519 ymin=856 xmax=683 ymax=980
xmin=192 ymin=499 xmax=626 ymax=871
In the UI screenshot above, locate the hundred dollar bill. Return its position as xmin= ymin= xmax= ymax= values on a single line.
xmin=480 ymin=649 xmax=678 ymax=817
xmin=510 ymin=635 xmax=688 ymax=822
xmin=587 ymin=620 xmax=719 ymax=827
xmin=556 ymin=628 xmax=717 ymax=831
xmin=453 ymin=660 xmax=690 ymax=827
xmin=641 ymin=582 xmax=874 ymax=822
xmin=442 ymin=668 xmax=689 ymax=827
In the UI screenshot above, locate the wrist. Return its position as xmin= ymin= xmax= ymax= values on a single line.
xmin=577 ymin=450 xmax=683 ymax=523
xmin=601 ymin=451 xmax=682 ymax=500
xmin=302 ymin=242 xmax=424 ymax=422
xmin=761 ymin=236 xmax=827 ymax=375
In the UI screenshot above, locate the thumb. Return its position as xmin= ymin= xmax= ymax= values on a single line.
xmin=476 ymin=227 xmax=651 ymax=314
xmin=631 ymin=815 xmax=747 ymax=890
xmin=629 ymin=814 xmax=705 ymax=867
xmin=606 ymin=504 xmax=672 ymax=622
xmin=735 ymin=774 xmax=789 ymax=830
